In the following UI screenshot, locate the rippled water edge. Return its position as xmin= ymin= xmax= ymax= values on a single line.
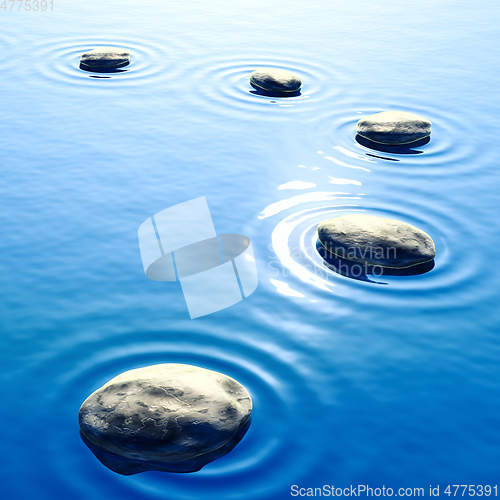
xmin=6 ymin=321 xmax=334 ymax=500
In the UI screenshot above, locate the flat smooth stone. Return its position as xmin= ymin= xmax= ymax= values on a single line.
xmin=250 ymin=68 xmax=302 ymax=93
xmin=318 ymin=214 xmax=436 ymax=269
xmin=80 ymin=47 xmax=130 ymax=70
xmin=356 ymin=111 xmax=431 ymax=145
xmin=79 ymin=364 xmax=252 ymax=474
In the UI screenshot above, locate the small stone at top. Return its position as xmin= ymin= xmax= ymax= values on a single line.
xmin=250 ymin=68 xmax=302 ymax=94
xmin=356 ymin=111 xmax=431 ymax=145
xmin=80 ymin=47 xmax=130 ymax=71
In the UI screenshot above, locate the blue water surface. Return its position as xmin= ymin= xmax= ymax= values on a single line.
xmin=2 ymin=1 xmax=500 ymax=498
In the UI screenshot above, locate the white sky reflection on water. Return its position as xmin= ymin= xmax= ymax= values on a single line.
xmin=259 ymin=192 xmax=359 ymax=219
xmin=324 ymin=155 xmax=371 ymax=172
xmin=270 ymin=208 xmax=337 ymax=293
xmin=278 ymin=180 xmax=317 ymax=190
xmin=269 ymin=279 xmax=305 ymax=297
xmin=328 ymin=177 xmax=362 ymax=186
xmin=333 ymin=145 xmax=376 ymax=163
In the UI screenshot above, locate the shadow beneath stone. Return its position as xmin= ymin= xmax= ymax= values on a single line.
xmin=80 ymin=417 xmax=252 ymax=476
xmin=317 ymin=240 xmax=435 ymax=284
xmin=365 ymin=153 xmax=400 ymax=162
xmin=79 ymin=63 xmax=129 ymax=74
xmin=356 ymin=134 xmax=430 ymax=156
xmin=249 ymin=82 xmax=301 ymax=98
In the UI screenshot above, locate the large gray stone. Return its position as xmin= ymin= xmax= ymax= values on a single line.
xmin=318 ymin=214 xmax=436 ymax=269
xmin=250 ymin=68 xmax=302 ymax=93
xmin=79 ymin=364 xmax=252 ymax=474
xmin=80 ymin=47 xmax=130 ymax=70
xmin=356 ymin=111 xmax=431 ymax=145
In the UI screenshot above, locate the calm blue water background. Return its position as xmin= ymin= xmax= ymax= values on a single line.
xmin=2 ymin=1 xmax=500 ymax=498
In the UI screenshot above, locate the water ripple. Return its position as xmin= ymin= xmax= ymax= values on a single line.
xmin=307 ymin=105 xmax=484 ymax=177
xmin=0 ymin=32 xmax=16 ymax=71
xmin=260 ymin=186 xmax=489 ymax=310
xmin=189 ymin=54 xmax=349 ymax=119
xmin=32 ymin=327 xmax=326 ymax=500
xmin=34 ymin=37 xmax=183 ymax=88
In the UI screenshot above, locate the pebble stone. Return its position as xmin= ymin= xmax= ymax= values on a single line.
xmin=80 ymin=47 xmax=130 ymax=70
xmin=250 ymin=68 xmax=302 ymax=94
xmin=356 ymin=111 xmax=432 ymax=145
xmin=318 ymin=214 xmax=436 ymax=269
xmin=78 ymin=363 xmax=252 ymax=474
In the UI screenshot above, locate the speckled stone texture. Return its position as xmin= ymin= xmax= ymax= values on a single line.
xmin=250 ymin=68 xmax=302 ymax=93
xmin=78 ymin=364 xmax=252 ymax=474
xmin=318 ymin=214 xmax=436 ymax=269
xmin=80 ymin=47 xmax=130 ymax=70
xmin=356 ymin=111 xmax=431 ymax=145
